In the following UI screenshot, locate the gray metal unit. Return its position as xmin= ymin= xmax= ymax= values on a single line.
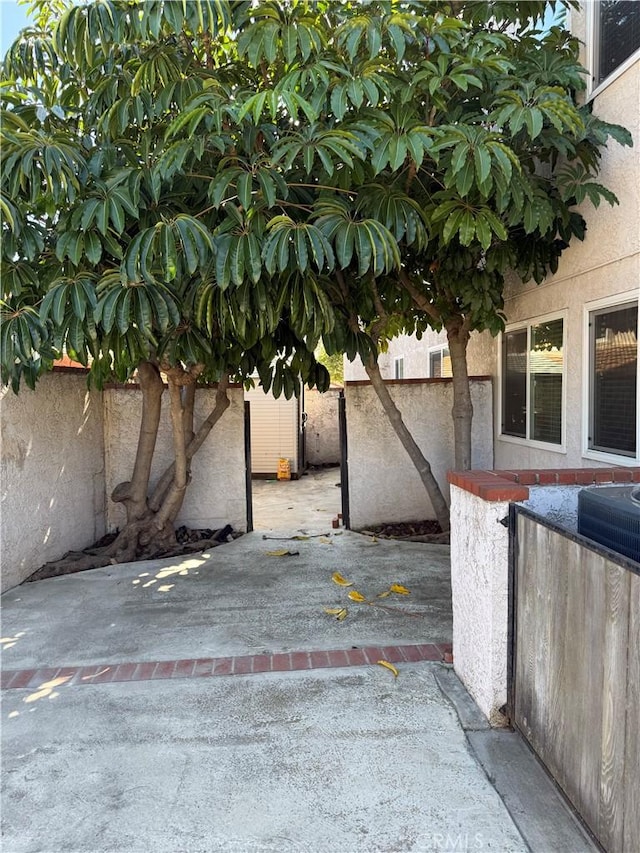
xmin=577 ymin=485 xmax=640 ymax=563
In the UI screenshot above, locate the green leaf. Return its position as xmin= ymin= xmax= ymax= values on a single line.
xmin=455 ymin=159 xmax=475 ymax=196
xmin=474 ymin=146 xmax=491 ymax=186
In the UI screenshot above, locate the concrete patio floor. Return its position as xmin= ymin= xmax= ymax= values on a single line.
xmin=1 ymin=490 xmax=595 ymax=853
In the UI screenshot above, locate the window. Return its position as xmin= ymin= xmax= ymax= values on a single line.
xmin=501 ymin=317 xmax=565 ymax=446
xmin=588 ymin=300 xmax=638 ymax=458
xmin=429 ymin=346 xmax=452 ymax=378
xmin=394 ymin=357 xmax=404 ymax=380
xmin=591 ymin=1 xmax=640 ymax=90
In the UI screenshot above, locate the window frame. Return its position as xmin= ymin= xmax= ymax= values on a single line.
xmin=427 ymin=344 xmax=451 ymax=378
xmin=498 ymin=311 xmax=567 ymax=453
xmin=393 ymin=356 xmax=404 ymax=380
xmin=582 ymin=292 xmax=639 ymax=465
xmin=586 ymin=0 xmax=640 ymax=100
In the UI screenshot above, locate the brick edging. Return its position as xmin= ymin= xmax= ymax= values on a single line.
xmin=0 ymin=643 xmax=453 ymax=691
xmin=448 ymin=467 xmax=640 ymax=502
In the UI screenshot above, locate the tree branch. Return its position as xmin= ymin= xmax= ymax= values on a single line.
xmin=398 ymin=270 xmax=441 ymax=324
xmin=148 ymin=375 xmax=231 ymax=512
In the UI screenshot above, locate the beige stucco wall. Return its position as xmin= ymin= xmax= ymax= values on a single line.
xmin=304 ymin=386 xmax=341 ymax=466
xmin=0 ymin=372 xmax=106 ymax=591
xmin=344 ymin=328 xmax=495 ymax=382
xmin=345 ymin=379 xmax=493 ymax=528
xmin=104 ymin=385 xmax=246 ymax=533
xmin=491 ymin=49 xmax=640 ymax=471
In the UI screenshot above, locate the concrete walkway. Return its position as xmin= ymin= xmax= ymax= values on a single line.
xmin=1 ymin=505 xmax=591 ymax=852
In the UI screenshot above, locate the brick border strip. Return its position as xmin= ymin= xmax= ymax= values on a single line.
xmin=1 ymin=643 xmax=452 ymax=691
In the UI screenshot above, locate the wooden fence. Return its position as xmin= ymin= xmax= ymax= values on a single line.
xmin=511 ymin=507 xmax=639 ymax=852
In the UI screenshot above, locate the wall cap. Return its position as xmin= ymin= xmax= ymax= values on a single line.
xmin=448 ymin=467 xmax=640 ymax=502
xmin=344 ymin=375 xmax=492 ymax=387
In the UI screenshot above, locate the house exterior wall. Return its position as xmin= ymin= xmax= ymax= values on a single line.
xmin=304 ymin=386 xmax=341 ymax=466
xmin=104 ymin=385 xmax=246 ymax=533
xmin=0 ymin=371 xmax=106 ymax=591
xmin=343 ymin=328 xmax=495 ymax=382
xmin=345 ymin=378 xmax=493 ymax=528
xmin=491 ymin=40 xmax=639 ymax=471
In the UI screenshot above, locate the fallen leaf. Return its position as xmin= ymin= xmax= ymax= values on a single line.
xmin=376 ymin=660 xmax=399 ymax=677
xmin=323 ymin=607 xmax=344 ymax=615
xmin=390 ymin=584 xmax=410 ymax=595
xmin=331 ymin=572 xmax=353 ymax=587
xmin=319 ymin=536 xmax=333 ymax=545
xmin=335 ymin=608 xmax=348 ymax=621
xmin=266 ymin=549 xmax=299 ymax=557
xmin=347 ymin=590 xmax=367 ymax=602
xmin=377 ymin=590 xmax=391 ymax=599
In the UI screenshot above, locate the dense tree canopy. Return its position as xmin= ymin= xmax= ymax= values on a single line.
xmin=1 ymin=0 xmax=631 ymax=541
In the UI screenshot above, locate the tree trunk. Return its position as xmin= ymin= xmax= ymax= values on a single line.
xmin=107 ymin=370 xmax=231 ymax=564
xmin=110 ymin=360 xmax=164 ymax=523
xmin=149 ymin=376 xmax=230 ymax=512
xmin=364 ymin=357 xmax=450 ymax=532
xmin=446 ymin=320 xmax=473 ymax=471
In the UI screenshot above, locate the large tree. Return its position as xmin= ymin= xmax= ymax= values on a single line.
xmin=1 ymin=0 xmax=335 ymax=563
xmin=1 ymin=0 xmax=630 ymax=544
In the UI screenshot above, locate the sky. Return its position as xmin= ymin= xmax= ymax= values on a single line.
xmin=0 ymin=0 xmax=566 ymax=60
xmin=1 ymin=1 xmax=32 ymax=57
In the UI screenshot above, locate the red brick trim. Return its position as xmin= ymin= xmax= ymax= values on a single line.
xmin=0 ymin=642 xmax=453 ymax=691
xmin=448 ymin=467 xmax=640 ymax=502
xmin=344 ymin=376 xmax=492 ymax=387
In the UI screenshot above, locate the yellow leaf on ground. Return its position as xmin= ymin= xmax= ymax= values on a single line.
xmin=331 ymin=572 xmax=353 ymax=587
xmin=390 ymin=584 xmax=410 ymax=595
xmin=376 ymin=660 xmax=399 ymax=677
xmin=324 ymin=607 xmax=343 ymax=615
xmin=266 ymin=549 xmax=299 ymax=557
xmin=347 ymin=590 xmax=367 ymax=602
xmin=335 ymin=608 xmax=348 ymax=621
xmin=377 ymin=590 xmax=391 ymax=598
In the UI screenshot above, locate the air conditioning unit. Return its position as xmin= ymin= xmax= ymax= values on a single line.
xmin=577 ymin=485 xmax=640 ymax=563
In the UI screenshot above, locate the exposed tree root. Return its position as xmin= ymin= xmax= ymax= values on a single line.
xmin=24 ymin=524 xmax=237 ymax=583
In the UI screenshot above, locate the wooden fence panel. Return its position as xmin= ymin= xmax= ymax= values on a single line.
xmin=513 ymin=513 xmax=637 ymax=853
xmin=623 ymin=574 xmax=640 ymax=850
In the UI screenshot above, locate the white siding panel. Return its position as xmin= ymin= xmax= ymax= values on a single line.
xmin=246 ymin=388 xmax=300 ymax=474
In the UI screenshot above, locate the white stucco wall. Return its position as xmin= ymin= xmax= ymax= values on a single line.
xmin=304 ymin=386 xmax=341 ymax=466
xmin=450 ymin=485 xmax=510 ymax=725
xmin=345 ymin=379 xmax=493 ymax=528
xmin=104 ymin=385 xmax=246 ymax=533
xmin=0 ymin=371 xmax=106 ymax=591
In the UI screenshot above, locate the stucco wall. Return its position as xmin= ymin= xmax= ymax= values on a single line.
xmin=104 ymin=385 xmax=246 ymax=533
xmin=0 ymin=371 xmax=106 ymax=591
xmin=449 ymin=485 xmax=509 ymax=725
xmin=345 ymin=379 xmax=493 ymax=528
xmin=491 ymin=50 xmax=640 ymax=471
xmin=304 ymin=386 xmax=341 ymax=466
